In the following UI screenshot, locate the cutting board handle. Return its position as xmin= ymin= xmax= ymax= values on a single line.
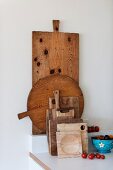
xmin=18 ymin=111 xmax=30 ymax=119
xmin=53 ymin=90 xmax=60 ymax=110
xmin=18 ymin=107 xmax=40 ymax=120
xmin=53 ymin=20 xmax=60 ymax=32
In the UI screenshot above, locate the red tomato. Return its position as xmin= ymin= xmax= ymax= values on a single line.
xmin=88 ymin=153 xmax=95 ymax=160
xmin=81 ymin=153 xmax=87 ymax=159
xmin=100 ymin=155 xmax=105 ymax=159
xmin=96 ymin=153 xmax=101 ymax=159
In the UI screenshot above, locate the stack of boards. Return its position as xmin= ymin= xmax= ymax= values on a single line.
xmin=46 ymin=90 xmax=88 ymax=158
xmin=18 ymin=20 xmax=88 ymax=158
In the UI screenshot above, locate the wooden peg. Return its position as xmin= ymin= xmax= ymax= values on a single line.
xmin=53 ymin=20 xmax=60 ymax=32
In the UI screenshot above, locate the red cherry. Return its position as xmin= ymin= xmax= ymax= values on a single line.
xmin=88 ymin=127 xmax=92 ymax=133
xmin=96 ymin=153 xmax=101 ymax=159
xmin=81 ymin=153 xmax=87 ymax=159
xmin=88 ymin=153 xmax=95 ymax=159
xmin=91 ymin=126 xmax=95 ymax=132
xmin=95 ymin=126 xmax=99 ymax=132
xmin=100 ymin=155 xmax=105 ymax=159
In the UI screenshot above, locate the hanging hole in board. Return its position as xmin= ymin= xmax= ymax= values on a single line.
xmin=81 ymin=125 xmax=85 ymax=130
xmin=56 ymin=27 xmax=58 ymax=31
xmin=50 ymin=69 xmax=55 ymax=74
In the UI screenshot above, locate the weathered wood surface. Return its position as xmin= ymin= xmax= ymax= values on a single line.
xmin=18 ymin=20 xmax=82 ymax=136
xmin=56 ymin=109 xmax=74 ymax=118
xmin=57 ymin=123 xmax=88 ymax=153
xmin=53 ymin=20 xmax=60 ymax=32
xmin=27 ymin=75 xmax=84 ymax=134
xmin=53 ymin=90 xmax=60 ymax=110
xmin=57 ymin=123 xmax=87 ymax=132
xmin=56 ymin=131 xmax=82 ymax=158
xmin=28 ymin=75 xmax=84 ymax=112
xmin=49 ymin=96 xmax=79 ymax=118
xmin=46 ymin=108 xmax=75 ymax=152
xmin=48 ymin=117 xmax=83 ymax=155
xmin=32 ymin=29 xmax=79 ymax=85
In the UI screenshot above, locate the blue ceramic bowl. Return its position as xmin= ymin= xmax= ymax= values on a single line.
xmin=92 ymin=137 xmax=113 ymax=153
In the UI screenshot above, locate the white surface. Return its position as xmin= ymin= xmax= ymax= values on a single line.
xmin=29 ymin=157 xmax=43 ymax=170
xmin=0 ymin=0 xmax=113 ymax=170
xmin=31 ymin=152 xmax=113 ymax=170
xmin=29 ymin=131 xmax=113 ymax=170
xmin=29 ymin=135 xmax=48 ymax=153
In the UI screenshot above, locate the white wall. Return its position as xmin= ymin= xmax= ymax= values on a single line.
xmin=0 ymin=0 xmax=113 ymax=169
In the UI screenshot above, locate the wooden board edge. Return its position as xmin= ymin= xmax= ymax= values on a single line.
xmin=29 ymin=152 xmax=51 ymax=170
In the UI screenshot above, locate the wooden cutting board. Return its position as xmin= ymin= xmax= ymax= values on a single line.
xmin=18 ymin=75 xmax=84 ymax=134
xmin=56 ymin=131 xmax=82 ymax=158
xmin=48 ymin=117 xmax=83 ymax=155
xmin=57 ymin=123 xmax=88 ymax=154
xmin=28 ymin=75 xmax=84 ymax=134
xmin=27 ymin=75 xmax=84 ymax=111
xmin=49 ymin=96 xmax=79 ymax=118
xmin=32 ymin=20 xmax=79 ymax=86
xmin=46 ymin=108 xmax=75 ymax=145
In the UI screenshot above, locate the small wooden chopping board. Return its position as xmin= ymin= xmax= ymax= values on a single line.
xmin=56 ymin=131 xmax=82 ymax=158
xmin=49 ymin=96 xmax=79 ymax=118
xmin=48 ymin=117 xmax=83 ymax=155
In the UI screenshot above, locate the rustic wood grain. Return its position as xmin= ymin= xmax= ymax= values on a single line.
xmin=53 ymin=90 xmax=60 ymax=110
xmin=18 ymin=21 xmax=81 ymax=136
xmin=81 ymin=131 xmax=88 ymax=153
xmin=28 ymin=75 xmax=84 ymax=112
xmin=26 ymin=75 xmax=84 ymax=134
xmin=29 ymin=152 xmax=51 ymax=170
xmin=56 ymin=109 xmax=74 ymax=118
xmin=53 ymin=20 xmax=60 ymax=32
xmin=48 ymin=117 xmax=83 ymax=155
xmin=32 ymin=30 xmax=79 ymax=85
xmin=18 ymin=107 xmax=47 ymax=134
xmin=57 ymin=123 xmax=88 ymax=153
xmin=49 ymin=96 xmax=79 ymax=118
xmin=56 ymin=131 xmax=82 ymax=158
xmin=57 ymin=123 xmax=87 ymax=132
xmin=46 ymin=108 xmax=75 ymax=152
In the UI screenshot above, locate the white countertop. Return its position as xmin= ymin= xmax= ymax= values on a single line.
xmin=29 ymin=131 xmax=113 ymax=170
xmin=30 ymin=151 xmax=113 ymax=170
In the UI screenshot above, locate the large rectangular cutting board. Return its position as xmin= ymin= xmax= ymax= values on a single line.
xmin=31 ymin=21 xmax=80 ymax=135
xmin=32 ymin=31 xmax=79 ymax=85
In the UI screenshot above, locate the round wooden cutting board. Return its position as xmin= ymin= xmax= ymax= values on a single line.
xmin=26 ymin=75 xmax=84 ymax=134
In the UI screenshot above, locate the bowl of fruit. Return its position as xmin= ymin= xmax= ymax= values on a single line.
xmin=92 ymin=135 xmax=113 ymax=153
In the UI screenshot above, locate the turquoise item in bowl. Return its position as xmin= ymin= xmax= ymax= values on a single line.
xmin=92 ymin=138 xmax=113 ymax=153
